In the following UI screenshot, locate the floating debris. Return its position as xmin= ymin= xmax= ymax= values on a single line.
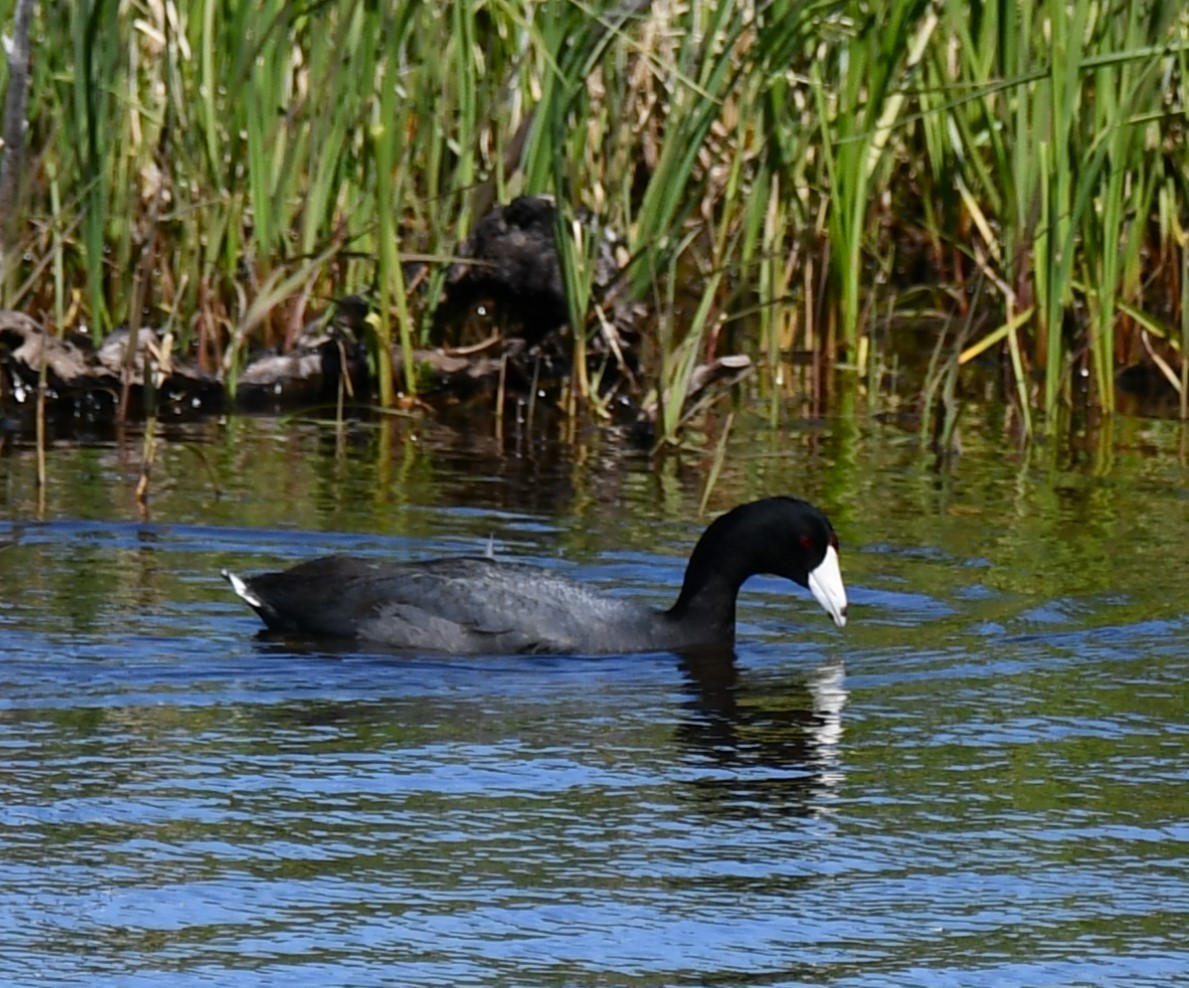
xmin=0 ymin=310 xmax=224 ymax=421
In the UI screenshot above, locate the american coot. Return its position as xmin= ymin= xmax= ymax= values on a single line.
xmin=222 ymin=496 xmax=848 ymax=655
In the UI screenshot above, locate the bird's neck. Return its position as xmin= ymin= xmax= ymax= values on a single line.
xmin=665 ymin=535 xmax=747 ymax=637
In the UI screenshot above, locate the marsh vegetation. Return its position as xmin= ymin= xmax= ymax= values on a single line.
xmin=1 ymin=0 xmax=1188 ymax=443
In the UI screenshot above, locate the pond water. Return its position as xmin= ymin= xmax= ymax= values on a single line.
xmin=1 ymin=406 xmax=1187 ymax=987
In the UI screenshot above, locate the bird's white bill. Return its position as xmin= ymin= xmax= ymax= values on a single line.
xmin=808 ymin=545 xmax=848 ymax=628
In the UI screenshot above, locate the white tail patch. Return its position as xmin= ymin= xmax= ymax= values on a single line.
xmin=222 ymin=569 xmax=263 ymax=609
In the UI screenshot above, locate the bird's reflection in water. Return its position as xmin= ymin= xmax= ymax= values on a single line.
xmin=676 ymin=649 xmax=848 ymax=819
xmin=237 ymin=636 xmax=849 ymax=821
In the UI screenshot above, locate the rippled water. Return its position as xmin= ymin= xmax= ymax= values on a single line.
xmin=1 ymin=413 xmax=1187 ymax=986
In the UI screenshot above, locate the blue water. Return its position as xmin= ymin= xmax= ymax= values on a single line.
xmin=1 ymin=418 xmax=1187 ymax=987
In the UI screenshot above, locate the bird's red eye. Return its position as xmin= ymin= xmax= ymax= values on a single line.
xmin=800 ymin=535 xmax=813 ymax=550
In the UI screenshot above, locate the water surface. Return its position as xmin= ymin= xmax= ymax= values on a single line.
xmin=1 ymin=410 xmax=1187 ymax=986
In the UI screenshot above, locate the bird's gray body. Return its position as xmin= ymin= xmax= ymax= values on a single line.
xmin=225 ymin=555 xmax=692 ymax=655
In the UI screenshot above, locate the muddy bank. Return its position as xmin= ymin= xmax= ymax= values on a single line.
xmin=7 ymin=195 xmax=1172 ymax=446
xmin=2 ymin=197 xmax=761 ymax=444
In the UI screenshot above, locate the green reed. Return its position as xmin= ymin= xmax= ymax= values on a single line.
xmin=1 ymin=0 xmax=1186 ymax=431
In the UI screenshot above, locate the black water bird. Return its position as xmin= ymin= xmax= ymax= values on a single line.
xmin=223 ymin=497 xmax=848 ymax=655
